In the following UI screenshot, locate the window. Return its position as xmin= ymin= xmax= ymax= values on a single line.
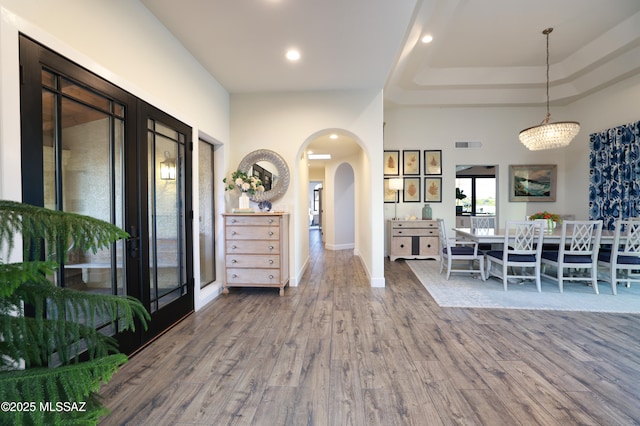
xmin=455 ymin=165 xmax=497 ymax=216
xmin=198 ymin=139 xmax=215 ymax=288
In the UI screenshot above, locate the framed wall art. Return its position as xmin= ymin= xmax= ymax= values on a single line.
xmin=509 ymin=164 xmax=557 ymax=202
xmin=403 ymin=177 xmax=421 ymax=202
xmin=383 ymin=178 xmax=399 ymax=203
xmin=383 ymin=150 xmax=400 ymax=176
xmin=424 ymin=150 xmax=442 ymax=175
xmin=424 ymin=177 xmax=442 ymax=202
xmin=402 ymin=150 xmax=420 ymax=175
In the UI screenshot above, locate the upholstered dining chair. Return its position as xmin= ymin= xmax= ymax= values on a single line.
xmin=597 ymin=219 xmax=640 ymax=295
xmin=470 ymin=215 xmax=496 ymax=231
xmin=540 ymin=220 xmax=603 ymax=294
xmin=437 ymin=219 xmax=485 ymax=280
xmin=470 ymin=215 xmax=496 ymax=252
xmin=485 ymin=221 xmax=544 ymax=291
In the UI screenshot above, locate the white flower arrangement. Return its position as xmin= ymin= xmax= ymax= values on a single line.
xmin=223 ymin=170 xmax=265 ymax=195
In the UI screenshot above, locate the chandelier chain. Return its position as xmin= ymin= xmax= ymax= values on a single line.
xmin=545 ymin=28 xmax=551 ymax=124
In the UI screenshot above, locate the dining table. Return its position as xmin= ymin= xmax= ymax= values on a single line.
xmin=454 ymin=226 xmax=619 ymax=245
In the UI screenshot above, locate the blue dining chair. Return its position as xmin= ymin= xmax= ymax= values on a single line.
xmin=485 ymin=221 xmax=544 ymax=291
xmin=540 ymin=220 xmax=603 ymax=294
xmin=597 ymin=219 xmax=640 ymax=295
xmin=437 ymin=219 xmax=485 ymax=280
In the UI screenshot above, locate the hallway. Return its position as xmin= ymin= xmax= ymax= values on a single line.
xmin=100 ymin=228 xmax=640 ymax=425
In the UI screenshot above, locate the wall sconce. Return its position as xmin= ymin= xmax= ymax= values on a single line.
xmin=160 ymin=151 xmax=176 ymax=180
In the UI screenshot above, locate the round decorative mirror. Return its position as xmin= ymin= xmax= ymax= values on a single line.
xmin=238 ymin=149 xmax=290 ymax=202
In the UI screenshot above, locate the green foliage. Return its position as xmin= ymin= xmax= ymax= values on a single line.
xmin=0 ymin=200 xmax=150 ymax=425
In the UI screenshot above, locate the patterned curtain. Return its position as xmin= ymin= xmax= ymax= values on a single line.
xmin=589 ymin=120 xmax=640 ymax=229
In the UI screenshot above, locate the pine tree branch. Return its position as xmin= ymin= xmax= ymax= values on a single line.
xmin=0 ymin=200 xmax=129 ymax=265
xmin=0 ymin=354 xmax=127 ymax=425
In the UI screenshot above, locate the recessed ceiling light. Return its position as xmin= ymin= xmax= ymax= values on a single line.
xmin=421 ymin=35 xmax=433 ymax=44
xmin=308 ymin=154 xmax=331 ymax=160
xmin=329 ymin=134 xmax=338 ymax=139
xmin=286 ymin=49 xmax=301 ymax=61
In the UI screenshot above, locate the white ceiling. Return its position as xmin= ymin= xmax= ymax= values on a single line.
xmin=140 ymin=0 xmax=640 ymax=158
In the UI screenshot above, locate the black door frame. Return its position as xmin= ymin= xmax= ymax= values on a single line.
xmin=19 ymin=34 xmax=194 ymax=355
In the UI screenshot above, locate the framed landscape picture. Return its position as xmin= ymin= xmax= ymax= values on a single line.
xmin=509 ymin=164 xmax=557 ymax=202
xmin=402 ymin=150 xmax=420 ymax=175
xmin=403 ymin=177 xmax=421 ymax=202
xmin=424 ymin=150 xmax=442 ymax=175
xmin=424 ymin=177 xmax=442 ymax=202
xmin=383 ymin=150 xmax=400 ymax=176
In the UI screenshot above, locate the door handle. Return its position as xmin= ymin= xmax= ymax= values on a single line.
xmin=128 ymin=225 xmax=140 ymax=258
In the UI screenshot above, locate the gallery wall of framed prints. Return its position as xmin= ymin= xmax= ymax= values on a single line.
xmin=384 ymin=149 xmax=442 ymax=203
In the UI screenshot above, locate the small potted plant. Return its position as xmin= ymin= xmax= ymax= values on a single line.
xmin=455 ymin=187 xmax=466 ymax=214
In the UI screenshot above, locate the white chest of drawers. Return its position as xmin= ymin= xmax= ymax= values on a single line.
xmin=388 ymin=219 xmax=440 ymax=261
xmin=223 ymin=213 xmax=290 ymax=296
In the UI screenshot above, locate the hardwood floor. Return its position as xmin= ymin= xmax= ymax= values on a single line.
xmin=100 ymin=228 xmax=640 ymax=425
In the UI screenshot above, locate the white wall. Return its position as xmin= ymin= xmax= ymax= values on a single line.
xmin=0 ymin=0 xmax=230 ymax=309
xmin=384 ymin=106 xmax=571 ymax=228
xmin=564 ymin=72 xmax=640 ymax=218
xmin=230 ymin=90 xmax=385 ymax=287
xmin=332 ymin=163 xmax=355 ymax=248
xmin=383 ymin=73 xmax=640 ymax=254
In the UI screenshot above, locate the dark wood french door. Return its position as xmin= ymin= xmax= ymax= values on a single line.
xmin=19 ymin=35 xmax=193 ymax=354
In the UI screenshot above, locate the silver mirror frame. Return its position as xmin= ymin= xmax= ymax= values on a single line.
xmin=238 ymin=149 xmax=290 ymax=202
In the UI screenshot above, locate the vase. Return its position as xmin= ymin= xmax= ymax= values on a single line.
xmin=422 ymin=203 xmax=432 ymax=220
xmin=239 ymin=192 xmax=250 ymax=210
xmin=547 ymin=218 xmax=556 ymax=230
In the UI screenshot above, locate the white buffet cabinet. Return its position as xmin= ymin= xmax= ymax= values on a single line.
xmin=388 ymin=219 xmax=440 ymax=261
xmin=223 ymin=213 xmax=290 ymax=296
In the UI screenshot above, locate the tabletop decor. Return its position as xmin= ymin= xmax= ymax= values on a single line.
xmin=223 ymin=170 xmax=264 ymax=210
xmin=529 ymin=211 xmax=561 ymax=230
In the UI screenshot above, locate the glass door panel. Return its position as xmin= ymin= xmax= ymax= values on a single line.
xmin=42 ymin=78 xmax=127 ymax=334
xmin=147 ymin=120 xmax=186 ymax=313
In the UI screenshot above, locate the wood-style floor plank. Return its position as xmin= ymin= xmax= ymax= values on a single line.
xmin=100 ymin=229 xmax=640 ymax=425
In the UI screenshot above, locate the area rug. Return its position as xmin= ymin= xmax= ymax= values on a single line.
xmin=406 ymin=260 xmax=640 ymax=313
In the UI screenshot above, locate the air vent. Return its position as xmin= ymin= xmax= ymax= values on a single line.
xmin=455 ymin=141 xmax=482 ymax=149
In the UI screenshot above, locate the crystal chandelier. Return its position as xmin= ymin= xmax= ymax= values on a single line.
xmin=519 ymin=28 xmax=580 ymax=150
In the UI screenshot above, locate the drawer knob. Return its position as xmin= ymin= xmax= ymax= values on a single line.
xmin=232 ymin=219 xmax=237 ymax=223
xmin=269 ymin=245 xmax=274 ymax=250
xmin=398 ymin=231 xmax=403 ymax=234
xmin=232 ymin=274 xmax=238 ymax=278
xmin=427 ymin=244 xmax=431 ymax=248
xmin=232 ymin=231 xmax=237 ymax=235
xmin=269 ymin=259 xmax=274 ymax=264
xmin=400 ymin=244 xmax=404 ymax=248
xmin=269 ymin=219 xmax=274 ymax=223
xmin=269 ymin=231 xmax=274 ymax=236
xmin=232 ymin=245 xmax=237 ymax=249
xmin=269 ymin=274 xmax=274 ymax=279
xmin=231 ymin=259 xmax=237 ymax=263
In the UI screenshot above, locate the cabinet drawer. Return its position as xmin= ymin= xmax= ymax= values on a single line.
xmin=391 ymin=237 xmax=413 ymax=256
xmin=225 ymin=254 xmax=280 ymax=268
xmin=390 ymin=236 xmax=438 ymax=257
xmin=226 ymin=268 xmax=281 ymax=284
xmin=225 ymin=215 xmax=279 ymax=226
xmin=226 ymin=226 xmax=280 ymax=240
xmin=392 ymin=228 xmax=437 ymax=237
xmin=226 ymin=240 xmax=280 ymax=254
xmin=420 ymin=237 xmax=439 ymax=256
xmin=392 ymin=220 xmax=437 ymax=229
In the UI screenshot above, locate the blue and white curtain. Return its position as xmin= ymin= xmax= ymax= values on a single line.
xmin=589 ymin=120 xmax=640 ymax=230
